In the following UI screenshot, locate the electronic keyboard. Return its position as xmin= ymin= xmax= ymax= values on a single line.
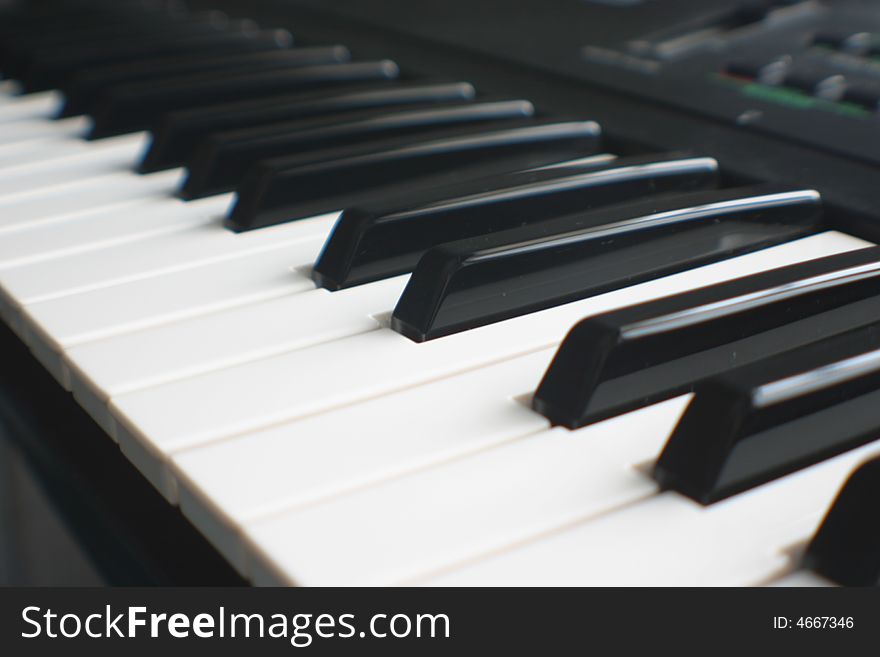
xmin=2 ymin=0 xmax=880 ymax=586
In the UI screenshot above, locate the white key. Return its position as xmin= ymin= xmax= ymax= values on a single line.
xmin=0 ymin=80 xmax=21 ymax=98
xmin=0 ymin=121 xmax=107 ymax=168
xmin=418 ymin=442 xmax=880 ymax=587
xmin=16 ymin=238 xmax=326 ymax=397
xmin=241 ymin=397 xmax=690 ymax=585
xmin=0 ymin=134 xmax=142 ymax=196
xmin=767 ymin=571 xmax=834 ymax=587
xmin=20 ymin=234 xmax=327 ymax=350
xmin=170 ymin=349 xmax=554 ymax=570
xmin=109 ymin=232 xmax=870 ymax=462
xmin=66 ymin=274 xmax=407 ymax=399
xmin=1 ymin=209 xmax=333 ymax=305
xmin=0 ymin=194 xmax=231 ymax=270
xmin=0 ymin=169 xmax=181 ymax=234
xmin=0 ymin=138 xmax=80 ymax=170
xmin=0 ymin=132 xmax=145 ymax=172
xmin=0 ymin=91 xmax=62 ymax=121
xmin=0 ymin=116 xmax=89 ymax=143
xmin=0 ymin=138 xmax=86 ymax=169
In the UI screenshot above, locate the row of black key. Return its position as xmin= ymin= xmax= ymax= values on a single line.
xmin=534 ymin=244 xmax=880 ymax=584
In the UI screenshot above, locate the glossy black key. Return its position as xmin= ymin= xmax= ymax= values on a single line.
xmin=654 ymin=326 xmax=880 ymax=504
xmin=59 ymin=32 xmax=309 ymax=117
xmin=312 ymin=154 xmax=719 ymax=290
xmin=20 ymin=24 xmax=261 ymax=92
xmin=804 ymin=456 xmax=880 ymax=586
xmin=533 ymin=246 xmax=880 ymax=428
xmin=141 ymin=82 xmax=476 ymax=172
xmin=390 ymin=186 xmax=822 ymax=342
xmin=182 ymin=99 xmax=535 ymax=199
xmin=227 ymin=119 xmax=603 ymax=231
xmin=90 ymin=60 xmax=400 ymax=139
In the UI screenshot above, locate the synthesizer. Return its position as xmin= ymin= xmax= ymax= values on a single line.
xmin=1 ymin=0 xmax=880 ymax=586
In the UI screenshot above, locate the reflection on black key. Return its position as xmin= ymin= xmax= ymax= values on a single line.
xmin=227 ymin=120 xmax=603 ymax=231
xmin=182 ymin=99 xmax=535 ymax=199
xmin=142 ymin=82 xmax=475 ymax=172
xmin=534 ymin=246 xmax=880 ymax=428
xmin=312 ymin=154 xmax=719 ymax=290
xmin=804 ymin=456 xmax=880 ymax=586
xmin=391 ymin=186 xmax=822 ymax=342
xmin=90 ymin=60 xmax=399 ymax=139
xmin=654 ymin=328 xmax=880 ymax=504
xmin=60 ymin=35 xmax=314 ymax=117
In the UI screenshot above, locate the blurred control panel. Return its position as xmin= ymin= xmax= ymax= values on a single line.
xmin=287 ymin=0 xmax=880 ymax=165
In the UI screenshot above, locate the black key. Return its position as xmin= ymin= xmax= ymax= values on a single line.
xmin=313 ymin=154 xmax=719 ymax=291
xmin=20 ymin=23 xmax=260 ymax=92
xmin=804 ymin=456 xmax=880 ymax=586
xmin=59 ymin=32 xmax=307 ymax=117
xmin=141 ymin=82 xmax=476 ymax=173
xmin=230 ymin=149 xmax=614 ymax=234
xmin=390 ymin=186 xmax=822 ymax=342
xmin=227 ymin=119 xmax=603 ymax=231
xmin=653 ymin=325 xmax=880 ymax=504
xmin=533 ymin=246 xmax=880 ymax=429
xmin=90 ymin=60 xmax=400 ymax=139
xmin=182 ymin=99 xmax=535 ymax=199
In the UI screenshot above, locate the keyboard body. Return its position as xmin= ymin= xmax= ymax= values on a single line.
xmin=1 ymin=0 xmax=879 ymax=586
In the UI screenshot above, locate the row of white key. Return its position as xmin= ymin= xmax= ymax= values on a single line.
xmin=5 ymin=209 xmax=332 ymax=307
xmin=0 ymin=168 xmax=183 ymax=234
xmin=0 ymin=131 xmax=145 ymax=174
xmin=416 ymin=441 xmax=880 ymax=587
xmin=0 ymin=132 xmax=145 ymax=196
xmin=244 ymin=430 xmax=878 ymax=586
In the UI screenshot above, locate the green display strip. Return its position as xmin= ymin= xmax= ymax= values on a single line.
xmin=713 ymin=73 xmax=872 ymax=118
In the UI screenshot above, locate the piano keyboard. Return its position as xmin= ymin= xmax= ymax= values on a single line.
xmin=2 ymin=0 xmax=880 ymax=587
